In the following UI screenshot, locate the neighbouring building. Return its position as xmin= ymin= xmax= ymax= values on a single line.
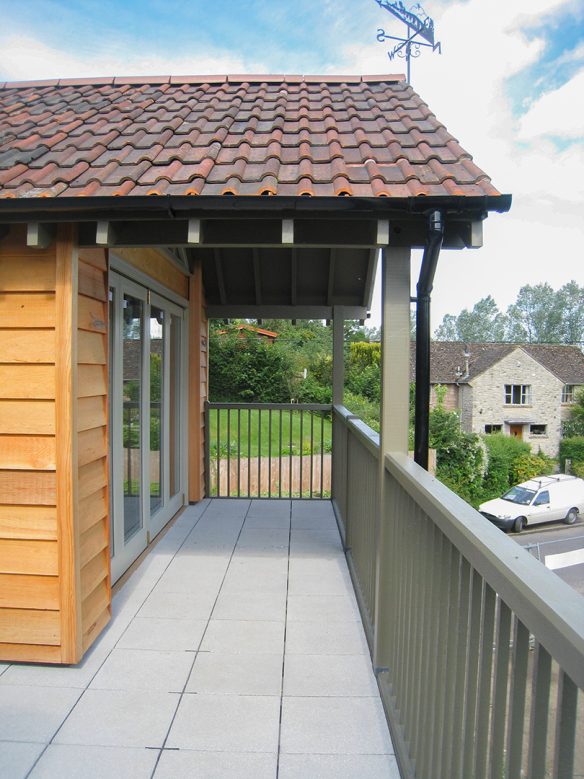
xmin=411 ymin=342 xmax=584 ymax=457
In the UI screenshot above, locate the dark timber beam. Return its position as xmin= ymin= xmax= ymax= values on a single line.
xmin=253 ymin=249 xmax=262 ymax=306
xmin=327 ymin=249 xmax=336 ymax=307
xmin=206 ymin=304 xmax=368 ymax=320
xmin=213 ymin=249 xmax=227 ymax=306
xmin=27 ymin=222 xmax=55 ymax=249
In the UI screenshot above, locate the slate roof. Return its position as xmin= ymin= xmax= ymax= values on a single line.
xmin=410 ymin=343 xmax=584 ymax=384
xmin=0 ymin=75 xmax=503 ymax=200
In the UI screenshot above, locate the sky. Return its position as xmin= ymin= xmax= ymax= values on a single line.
xmin=0 ymin=0 xmax=582 ymax=330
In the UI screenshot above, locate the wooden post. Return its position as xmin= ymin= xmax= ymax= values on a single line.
xmin=332 ymin=306 xmax=345 ymax=406
xmin=188 ymin=259 xmax=207 ymax=502
xmin=373 ymin=246 xmax=411 ymax=669
xmin=55 ymin=224 xmax=82 ymax=663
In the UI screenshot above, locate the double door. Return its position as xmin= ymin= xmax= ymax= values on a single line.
xmin=109 ymin=272 xmax=185 ymax=582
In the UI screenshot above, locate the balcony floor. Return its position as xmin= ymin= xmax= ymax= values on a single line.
xmin=0 ymin=499 xmax=398 ymax=778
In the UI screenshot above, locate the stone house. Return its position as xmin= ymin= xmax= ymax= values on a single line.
xmin=410 ymin=342 xmax=584 ymax=457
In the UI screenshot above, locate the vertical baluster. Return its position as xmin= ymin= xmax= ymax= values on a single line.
xmin=320 ymin=411 xmax=324 ymax=498
xmin=440 ymin=548 xmax=462 ymax=778
xmin=216 ymin=407 xmax=221 ymax=497
xmin=475 ymin=583 xmax=497 ymax=777
xmin=489 ymin=600 xmax=512 ymax=779
xmin=506 ymin=619 xmax=529 ymax=779
xmin=289 ymin=408 xmax=293 ymax=498
xmin=553 ymin=671 xmax=578 ymax=779
xmin=247 ymin=407 xmax=251 ymax=498
xmin=299 ymin=409 xmax=304 ymax=499
xmin=309 ymin=411 xmax=314 ymax=498
xmin=461 ymin=570 xmax=484 ymax=779
xmin=279 ymin=409 xmax=283 ymax=499
xmin=527 ymin=642 xmax=551 ymax=779
xmin=258 ymin=408 xmax=262 ymax=499
xmin=237 ymin=407 xmax=241 ymax=498
xmin=450 ymin=558 xmax=472 ymax=779
xmin=226 ymin=407 xmax=231 ymax=497
xmin=268 ymin=407 xmax=272 ymax=499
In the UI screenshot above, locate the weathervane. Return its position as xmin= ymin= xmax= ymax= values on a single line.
xmin=375 ymin=1 xmax=441 ymax=83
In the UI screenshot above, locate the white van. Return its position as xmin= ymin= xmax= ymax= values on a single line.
xmin=479 ymin=475 xmax=584 ymax=533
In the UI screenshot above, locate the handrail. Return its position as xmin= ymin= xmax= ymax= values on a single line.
xmin=385 ymin=451 xmax=584 ymax=691
xmin=209 ymin=402 xmax=332 ymax=412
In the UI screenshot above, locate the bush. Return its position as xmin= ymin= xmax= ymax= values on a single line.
xmin=560 ymin=437 xmax=584 ymax=473
xmin=343 ymin=390 xmax=380 ymax=432
xmin=511 ymin=452 xmax=550 ymax=484
xmin=481 ymin=434 xmax=531 ymax=501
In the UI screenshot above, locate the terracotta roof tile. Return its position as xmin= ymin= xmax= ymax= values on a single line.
xmin=0 ymin=75 xmax=503 ymax=199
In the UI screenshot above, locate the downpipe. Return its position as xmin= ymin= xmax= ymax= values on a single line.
xmin=414 ymin=210 xmax=444 ymax=469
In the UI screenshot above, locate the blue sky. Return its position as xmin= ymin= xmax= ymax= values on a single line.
xmin=0 ymin=0 xmax=582 ymax=328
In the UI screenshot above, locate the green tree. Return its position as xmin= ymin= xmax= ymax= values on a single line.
xmin=434 ymin=296 xmax=507 ymax=342
xmin=506 ymin=283 xmax=563 ymax=343
xmin=557 ymin=281 xmax=584 ymax=344
xmin=563 ymin=387 xmax=584 ymax=438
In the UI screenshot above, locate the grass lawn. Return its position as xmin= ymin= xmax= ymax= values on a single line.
xmin=209 ymin=408 xmax=332 ymax=458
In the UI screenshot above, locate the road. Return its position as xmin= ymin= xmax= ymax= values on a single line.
xmin=511 ymin=518 xmax=584 ymax=596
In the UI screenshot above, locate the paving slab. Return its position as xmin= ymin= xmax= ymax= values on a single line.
xmin=154 ymin=749 xmax=277 ymax=778
xmin=29 ymin=744 xmax=159 ymax=779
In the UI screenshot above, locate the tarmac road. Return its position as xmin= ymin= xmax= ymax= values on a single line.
xmin=511 ymin=517 xmax=584 ymax=596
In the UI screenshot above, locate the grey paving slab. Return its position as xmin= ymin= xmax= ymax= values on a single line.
xmin=0 ymin=741 xmax=44 ymax=779
xmin=278 ymin=753 xmax=401 ymax=778
xmin=89 ymin=648 xmax=194 ymax=692
xmin=54 ymin=689 xmax=179 ymax=748
xmin=0 ymin=686 xmax=81 ymax=742
xmin=286 ymin=594 xmax=361 ymax=623
xmin=154 ymin=749 xmax=277 ymax=778
xmin=186 ymin=651 xmax=283 ymax=695
xmin=0 ymin=644 xmax=109 ymax=689
xmin=287 ymin=568 xmax=353 ymax=596
xmin=117 ymin=617 xmax=207 ymax=651
xmin=280 ymin=696 xmax=394 ymax=755
xmin=285 ymin=621 xmax=370 ymax=655
xmin=29 ymin=744 xmax=159 ymax=779
xmin=138 ymin=588 xmax=217 ymax=620
xmin=201 ymin=619 xmax=285 ymax=654
xmin=167 ymin=693 xmax=281 ymax=752
xmin=213 ymin=590 xmax=287 ymax=621
xmin=283 ymin=653 xmax=379 ymax=697
xmin=244 ymin=513 xmax=291 ymax=529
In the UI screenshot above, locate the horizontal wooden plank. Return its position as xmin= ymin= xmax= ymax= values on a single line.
xmin=80 ymin=548 xmax=109 ymax=602
xmin=0 ymin=641 xmax=61 ymax=663
xmin=78 ymin=295 xmax=107 ymax=334
xmin=78 ymin=458 xmax=107 ymax=501
xmin=82 ymin=578 xmax=109 ymax=639
xmin=115 ymin=247 xmax=188 ymax=298
xmin=0 ymin=254 xmax=56 ymax=292
xmin=80 ymin=518 xmax=108 ymax=568
xmin=78 ymin=364 xmax=107 ymax=399
xmin=0 ymin=435 xmax=56 ymax=471
xmin=82 ymin=605 xmax=110 ymax=654
xmin=0 ymin=505 xmax=57 ymax=540
xmin=78 ymin=330 xmax=106 ymax=365
xmin=0 ymin=573 xmax=60 ymax=610
xmin=78 ymin=396 xmax=106 ymax=431
xmin=0 ymin=293 xmax=55 ymax=328
xmin=0 ymin=470 xmax=56 ymax=506
xmin=0 ymin=539 xmax=58 ymax=575
xmin=0 ymin=400 xmax=55 ymax=435
xmin=0 ymin=329 xmax=55 ymax=363
xmin=78 ymin=427 xmax=107 ymax=468
xmin=78 ymin=260 xmax=107 ymax=302
xmin=0 ymin=608 xmax=60 ymax=646
xmin=78 ymin=487 xmax=108 ymax=535
xmin=78 ymin=247 xmax=107 ymax=271
xmin=0 ymin=366 xmax=55 ymax=400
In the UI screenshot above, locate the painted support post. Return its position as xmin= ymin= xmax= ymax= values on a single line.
xmin=332 ymin=306 xmax=345 ymax=406
xmin=373 ymin=246 xmax=411 ymax=669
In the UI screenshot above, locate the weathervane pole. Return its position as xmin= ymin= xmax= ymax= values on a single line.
xmin=375 ymin=1 xmax=441 ymax=84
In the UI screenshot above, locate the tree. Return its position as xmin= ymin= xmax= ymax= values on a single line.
xmin=557 ymin=281 xmax=584 ymax=344
xmin=506 ymin=283 xmax=563 ymax=343
xmin=434 ymin=296 xmax=507 ymax=342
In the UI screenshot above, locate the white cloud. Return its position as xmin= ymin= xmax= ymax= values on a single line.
xmin=0 ymin=34 xmax=262 ymax=81
xmin=517 ymin=68 xmax=584 ymax=139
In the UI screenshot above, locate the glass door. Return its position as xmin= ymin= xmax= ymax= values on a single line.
xmin=109 ymin=273 xmax=185 ymax=582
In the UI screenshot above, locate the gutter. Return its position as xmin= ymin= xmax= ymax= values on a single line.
xmin=414 ymin=210 xmax=445 ymax=470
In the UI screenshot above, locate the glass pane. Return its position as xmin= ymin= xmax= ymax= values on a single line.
xmin=169 ymin=313 xmax=181 ymax=498
xmin=123 ymin=294 xmax=143 ymax=542
xmin=150 ymin=306 xmax=164 ymax=515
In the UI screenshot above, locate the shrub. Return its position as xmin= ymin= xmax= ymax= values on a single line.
xmin=511 ymin=453 xmax=550 ymax=484
xmin=560 ymin=437 xmax=584 ymax=473
xmin=343 ymin=390 xmax=380 ymax=432
xmin=481 ymin=434 xmax=531 ymax=501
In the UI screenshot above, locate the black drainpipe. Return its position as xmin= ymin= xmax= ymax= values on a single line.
xmin=414 ymin=210 xmax=445 ymax=469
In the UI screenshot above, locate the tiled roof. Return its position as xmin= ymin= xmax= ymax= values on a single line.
xmin=0 ymin=75 xmax=502 ymax=200
xmin=410 ymin=342 xmax=584 ymax=384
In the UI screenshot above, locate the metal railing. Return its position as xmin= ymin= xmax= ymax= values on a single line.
xmin=332 ymin=405 xmax=584 ymax=779
xmin=205 ymin=402 xmax=332 ymax=499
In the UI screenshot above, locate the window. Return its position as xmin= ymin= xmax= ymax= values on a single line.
xmin=530 ymin=424 xmax=547 ymax=436
xmin=484 ymin=424 xmax=502 ymax=434
xmin=533 ymin=490 xmax=550 ymax=506
xmin=505 ymin=384 xmax=531 ymax=405
xmin=562 ymin=384 xmax=576 ymax=403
